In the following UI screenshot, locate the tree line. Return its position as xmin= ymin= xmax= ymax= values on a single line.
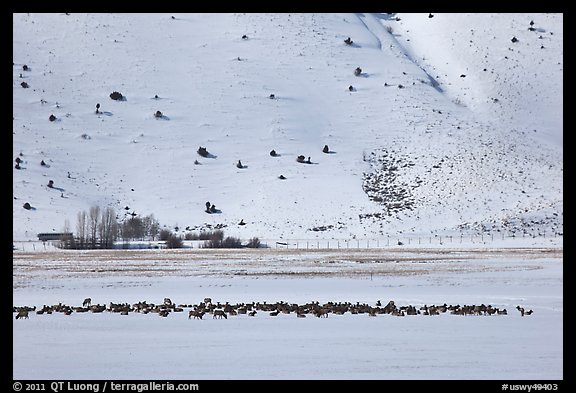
xmin=60 ymin=205 xmax=160 ymax=249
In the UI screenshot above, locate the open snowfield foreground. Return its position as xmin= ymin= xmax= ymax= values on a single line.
xmin=13 ymin=246 xmax=563 ymax=380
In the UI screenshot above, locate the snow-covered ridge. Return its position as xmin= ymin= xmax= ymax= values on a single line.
xmin=13 ymin=13 xmax=563 ymax=242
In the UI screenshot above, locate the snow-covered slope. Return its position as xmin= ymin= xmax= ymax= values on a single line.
xmin=13 ymin=13 xmax=563 ymax=242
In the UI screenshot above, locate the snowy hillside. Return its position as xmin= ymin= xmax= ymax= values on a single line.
xmin=13 ymin=13 xmax=563 ymax=242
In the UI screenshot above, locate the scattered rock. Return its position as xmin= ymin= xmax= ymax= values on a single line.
xmin=197 ymin=146 xmax=209 ymax=157
xmin=110 ymin=91 xmax=124 ymax=100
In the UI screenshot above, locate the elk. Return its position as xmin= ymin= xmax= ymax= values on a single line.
xmin=15 ymin=309 xmax=29 ymax=319
xmin=82 ymin=298 xmax=92 ymax=307
xmin=237 ymin=307 xmax=247 ymax=315
xmin=189 ymin=310 xmax=204 ymax=320
xmin=90 ymin=304 xmax=106 ymax=313
xmin=516 ymin=305 xmax=525 ymax=316
xmin=213 ymin=309 xmax=227 ymax=319
xmin=517 ymin=306 xmax=533 ymax=316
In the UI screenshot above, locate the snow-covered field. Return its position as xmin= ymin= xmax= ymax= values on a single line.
xmin=13 ymin=247 xmax=562 ymax=380
xmin=13 ymin=13 xmax=562 ymax=241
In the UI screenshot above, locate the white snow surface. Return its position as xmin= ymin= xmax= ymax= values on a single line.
xmin=13 ymin=247 xmax=563 ymax=380
xmin=13 ymin=13 xmax=563 ymax=242
xmin=13 ymin=13 xmax=563 ymax=381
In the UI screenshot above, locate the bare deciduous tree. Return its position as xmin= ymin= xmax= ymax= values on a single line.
xmin=89 ymin=205 xmax=101 ymax=248
xmin=76 ymin=210 xmax=88 ymax=248
xmin=99 ymin=207 xmax=118 ymax=248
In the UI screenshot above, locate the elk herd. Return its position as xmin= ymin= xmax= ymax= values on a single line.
xmin=13 ymin=297 xmax=534 ymax=320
